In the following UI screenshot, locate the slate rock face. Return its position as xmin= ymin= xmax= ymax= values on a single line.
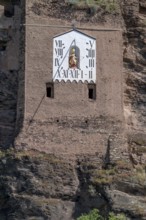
xmin=0 ymin=0 xmax=146 ymax=219
xmin=122 ymin=0 xmax=146 ymax=132
xmin=0 ymin=70 xmax=18 ymax=148
xmin=0 ymin=0 xmax=23 ymax=148
xmin=0 ymin=151 xmax=78 ymax=219
xmin=0 ymin=149 xmax=146 ymax=219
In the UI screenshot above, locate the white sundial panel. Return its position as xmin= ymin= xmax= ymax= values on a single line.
xmin=53 ymin=30 xmax=96 ymax=83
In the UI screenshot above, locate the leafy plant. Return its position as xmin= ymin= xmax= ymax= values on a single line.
xmin=68 ymin=0 xmax=118 ymax=13
xmin=77 ymin=209 xmax=104 ymax=220
xmin=77 ymin=209 xmax=127 ymax=220
xmin=109 ymin=212 xmax=127 ymax=220
xmin=131 ymin=165 xmax=146 ymax=186
xmin=91 ymin=168 xmax=116 ymax=185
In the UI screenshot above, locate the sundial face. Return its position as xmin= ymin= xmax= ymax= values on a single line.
xmin=53 ymin=30 xmax=96 ymax=83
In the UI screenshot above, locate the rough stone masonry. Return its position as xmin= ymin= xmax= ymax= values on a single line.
xmin=14 ymin=0 xmax=125 ymax=160
xmin=0 ymin=0 xmax=146 ymax=219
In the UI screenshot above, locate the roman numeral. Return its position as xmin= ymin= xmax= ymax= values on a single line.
xmin=70 ymin=70 xmax=74 ymax=78
xmin=88 ymin=49 xmax=95 ymax=58
xmin=81 ymin=70 xmax=83 ymax=78
xmin=62 ymin=70 xmax=68 ymax=78
xmin=55 ymin=40 xmax=63 ymax=48
xmin=89 ymin=71 xmax=93 ymax=79
xmin=89 ymin=59 xmax=94 ymax=67
xmin=89 ymin=40 xmax=94 ymax=48
xmin=86 ymin=49 xmax=95 ymax=58
xmin=55 ymin=58 xmax=59 ymax=66
xmin=55 ymin=48 xmax=63 ymax=56
xmin=75 ymin=70 xmax=79 ymax=78
xmin=56 ymin=70 xmax=61 ymax=78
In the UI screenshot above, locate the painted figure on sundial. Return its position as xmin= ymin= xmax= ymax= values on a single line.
xmin=69 ymin=48 xmax=78 ymax=69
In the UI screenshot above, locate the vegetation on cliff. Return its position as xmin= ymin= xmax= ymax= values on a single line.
xmin=0 ymin=0 xmax=146 ymax=219
xmin=0 ymin=148 xmax=145 ymax=219
xmin=77 ymin=209 xmax=127 ymax=220
xmin=68 ymin=0 xmax=118 ymax=13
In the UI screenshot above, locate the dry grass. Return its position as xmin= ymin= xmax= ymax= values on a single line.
xmin=91 ymin=168 xmax=116 ymax=185
xmin=68 ymin=0 xmax=118 ymax=13
xmin=131 ymin=165 xmax=146 ymax=186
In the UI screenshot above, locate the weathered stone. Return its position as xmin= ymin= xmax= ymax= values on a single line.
xmin=0 ymin=0 xmax=146 ymax=219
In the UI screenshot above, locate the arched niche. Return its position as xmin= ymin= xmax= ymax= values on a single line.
xmin=68 ymin=46 xmax=80 ymax=69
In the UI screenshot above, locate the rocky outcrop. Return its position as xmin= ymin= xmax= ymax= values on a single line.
xmin=123 ymin=0 xmax=146 ymax=132
xmin=0 ymin=149 xmax=146 ymax=219
xmin=0 ymin=70 xmax=18 ymax=147
xmin=0 ymin=0 xmax=23 ymax=148
xmin=0 ymin=0 xmax=146 ymax=219
xmin=0 ymin=150 xmax=78 ymax=220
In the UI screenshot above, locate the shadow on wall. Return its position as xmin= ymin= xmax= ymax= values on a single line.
xmin=0 ymin=70 xmax=18 ymax=148
xmin=0 ymin=0 xmax=17 ymax=18
xmin=0 ymin=0 xmax=25 ymax=149
xmin=14 ymin=0 xmax=26 ymax=144
xmin=72 ymin=157 xmax=110 ymax=219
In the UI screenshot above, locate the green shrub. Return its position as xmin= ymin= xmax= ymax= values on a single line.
xmin=68 ymin=0 xmax=118 ymax=13
xmin=109 ymin=212 xmax=127 ymax=220
xmin=77 ymin=209 xmax=127 ymax=220
xmin=77 ymin=209 xmax=104 ymax=220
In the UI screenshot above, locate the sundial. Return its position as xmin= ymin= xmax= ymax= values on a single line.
xmin=53 ymin=29 xmax=96 ymax=83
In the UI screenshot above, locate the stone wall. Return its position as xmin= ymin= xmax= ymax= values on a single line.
xmin=24 ymin=22 xmax=123 ymax=121
xmin=15 ymin=116 xmax=125 ymax=158
xmin=2 ymin=1 xmax=146 ymax=219
xmin=15 ymin=0 xmax=124 ymax=156
xmin=0 ymin=0 xmax=128 ymax=160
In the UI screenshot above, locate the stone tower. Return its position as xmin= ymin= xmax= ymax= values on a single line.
xmin=0 ymin=0 xmax=125 ymax=158
xmin=14 ymin=0 xmax=124 ymax=158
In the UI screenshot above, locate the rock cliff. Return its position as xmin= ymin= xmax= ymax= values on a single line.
xmin=0 ymin=0 xmax=146 ymax=219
